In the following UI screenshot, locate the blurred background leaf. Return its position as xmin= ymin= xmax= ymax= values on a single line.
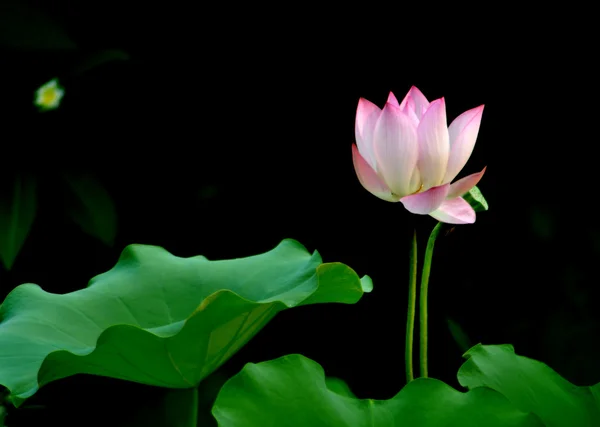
xmin=0 ymin=404 xmax=6 ymax=427
xmin=446 ymin=317 xmax=472 ymax=354
xmin=0 ymin=0 xmax=75 ymax=50
xmin=0 ymin=173 xmax=37 ymax=270
xmin=62 ymin=172 xmax=117 ymax=246
xmin=72 ymin=49 xmax=130 ymax=76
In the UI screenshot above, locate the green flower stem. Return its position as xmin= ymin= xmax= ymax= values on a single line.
xmin=164 ymin=387 xmax=198 ymax=427
xmin=189 ymin=387 xmax=198 ymax=427
xmin=405 ymin=230 xmax=418 ymax=383
xmin=419 ymin=221 xmax=444 ymax=378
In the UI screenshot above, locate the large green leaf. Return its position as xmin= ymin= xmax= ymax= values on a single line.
xmin=0 ymin=173 xmax=37 ymax=270
xmin=212 ymin=354 xmax=543 ymax=426
xmin=325 ymin=376 xmax=356 ymax=398
xmin=458 ymin=344 xmax=600 ymax=427
xmin=0 ymin=239 xmax=371 ymax=406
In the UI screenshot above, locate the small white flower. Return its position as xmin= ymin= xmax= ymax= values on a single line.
xmin=34 ymin=78 xmax=65 ymax=111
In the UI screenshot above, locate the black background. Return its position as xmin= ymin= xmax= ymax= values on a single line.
xmin=1 ymin=2 xmax=599 ymax=425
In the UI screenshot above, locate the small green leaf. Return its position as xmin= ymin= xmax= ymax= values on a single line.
xmin=0 ymin=174 xmax=37 ymax=270
xmin=0 ymin=239 xmax=370 ymax=406
xmin=213 ymin=354 xmax=543 ymax=426
xmin=71 ymin=49 xmax=131 ymax=75
xmin=62 ymin=172 xmax=117 ymax=246
xmin=463 ymin=185 xmax=489 ymax=212
xmin=458 ymin=344 xmax=600 ymax=427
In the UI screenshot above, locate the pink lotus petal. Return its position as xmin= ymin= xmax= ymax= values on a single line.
xmin=417 ymin=98 xmax=450 ymax=189
xmin=387 ymin=92 xmax=400 ymax=107
xmin=399 ymin=86 xmax=430 ymax=120
xmin=355 ymin=97 xmax=382 ymax=170
xmin=372 ymin=103 xmax=419 ymax=197
xmin=401 ymin=101 xmax=420 ymax=128
xmin=444 ymin=105 xmax=484 ymax=183
xmin=409 ymin=167 xmax=422 ymax=195
xmin=352 ymin=144 xmax=399 ymax=202
xmin=429 ymin=197 xmax=476 ymax=224
xmin=447 ymin=167 xmax=487 ymax=199
xmin=400 ymin=184 xmax=450 ymax=215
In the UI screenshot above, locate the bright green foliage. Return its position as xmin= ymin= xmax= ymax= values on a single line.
xmin=458 ymin=344 xmax=600 ymax=427
xmin=0 ymin=239 xmax=371 ymax=406
xmin=213 ymin=354 xmax=543 ymax=427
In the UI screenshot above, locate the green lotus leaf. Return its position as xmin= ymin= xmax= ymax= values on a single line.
xmin=458 ymin=344 xmax=600 ymax=427
xmin=212 ymin=354 xmax=543 ymax=427
xmin=0 ymin=239 xmax=371 ymax=406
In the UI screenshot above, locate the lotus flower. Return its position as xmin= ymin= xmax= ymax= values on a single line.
xmin=352 ymin=86 xmax=486 ymax=224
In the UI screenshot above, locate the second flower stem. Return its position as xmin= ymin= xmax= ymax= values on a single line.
xmin=405 ymin=229 xmax=418 ymax=383
xmin=419 ymin=221 xmax=444 ymax=378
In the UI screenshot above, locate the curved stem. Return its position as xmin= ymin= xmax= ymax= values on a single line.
xmin=419 ymin=221 xmax=444 ymax=378
xmin=405 ymin=230 xmax=418 ymax=383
